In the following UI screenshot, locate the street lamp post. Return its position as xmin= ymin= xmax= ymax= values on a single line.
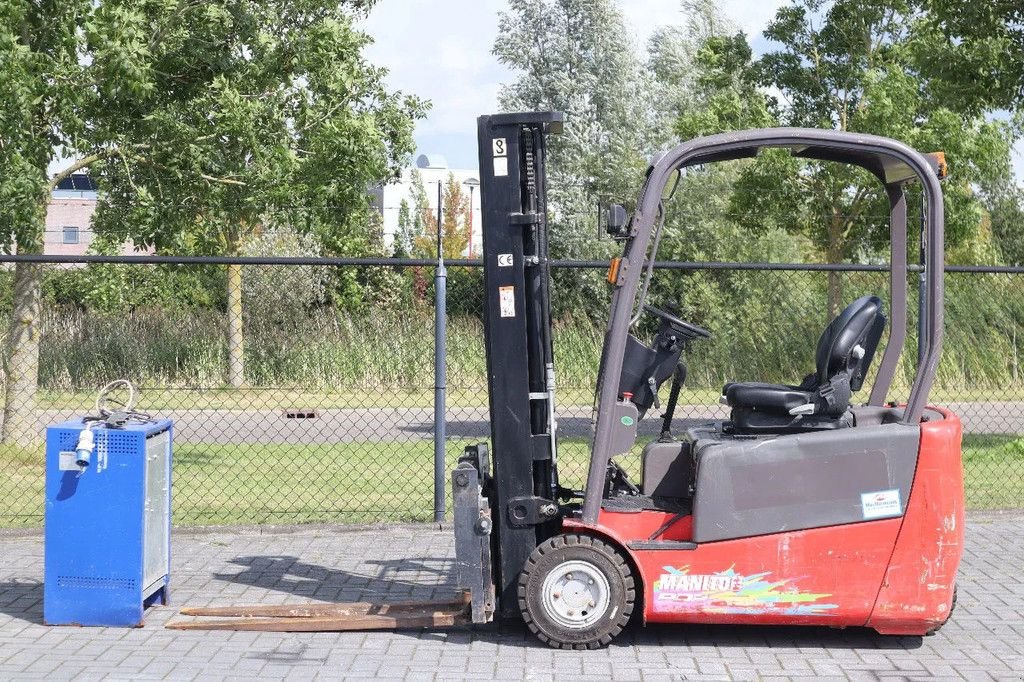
xmin=463 ymin=177 xmax=480 ymax=258
xmin=436 ymin=180 xmax=443 ymax=259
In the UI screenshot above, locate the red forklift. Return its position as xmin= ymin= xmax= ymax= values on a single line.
xmin=173 ymin=113 xmax=963 ymax=649
xmin=453 ymin=112 xmax=962 ymax=649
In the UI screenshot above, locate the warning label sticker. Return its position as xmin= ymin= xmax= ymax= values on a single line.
xmin=498 ymin=286 xmax=515 ymax=317
xmin=861 ymin=489 xmax=902 ymax=519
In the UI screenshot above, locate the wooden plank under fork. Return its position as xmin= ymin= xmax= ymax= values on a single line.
xmin=166 ymin=593 xmax=471 ymax=632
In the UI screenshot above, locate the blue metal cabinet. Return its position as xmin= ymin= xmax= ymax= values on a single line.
xmin=44 ymin=418 xmax=173 ymax=626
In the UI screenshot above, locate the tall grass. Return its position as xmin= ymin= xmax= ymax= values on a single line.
xmin=37 ymin=306 xmax=607 ymax=390
xmin=40 ymin=307 xmax=226 ymax=388
xmin=31 ymin=269 xmax=1024 ymax=396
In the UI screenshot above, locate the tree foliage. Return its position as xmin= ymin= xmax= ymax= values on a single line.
xmin=393 ymin=198 xmax=414 ymax=258
xmin=917 ymin=1 xmax=1024 ymax=114
xmin=675 ymin=33 xmax=777 ymax=139
xmin=411 ymin=172 xmax=471 ymax=260
xmin=240 ymin=230 xmax=332 ymax=320
xmin=647 ymin=0 xmax=737 ymax=140
xmin=495 ymin=0 xmax=659 ymax=316
xmin=493 ymin=0 xmax=1023 ymax=327
xmin=674 ymin=0 xmax=1019 ymax=285
xmin=76 ymin=1 xmax=425 ymax=257
xmin=0 ymin=0 xmax=426 ymax=438
xmin=988 ymin=187 xmax=1024 ymax=266
xmin=495 ymin=0 xmax=652 ymax=253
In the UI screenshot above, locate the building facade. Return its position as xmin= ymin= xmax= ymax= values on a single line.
xmin=45 ymin=174 xmax=99 ymax=256
xmin=43 ymin=174 xmax=148 ymax=257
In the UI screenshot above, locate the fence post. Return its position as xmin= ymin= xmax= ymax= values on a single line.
xmin=433 ymin=183 xmax=447 ymax=523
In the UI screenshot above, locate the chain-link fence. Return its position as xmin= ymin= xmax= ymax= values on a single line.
xmin=1 ymin=255 xmax=1022 ymax=528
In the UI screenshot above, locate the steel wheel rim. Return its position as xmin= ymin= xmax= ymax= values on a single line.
xmin=539 ymin=559 xmax=611 ymax=630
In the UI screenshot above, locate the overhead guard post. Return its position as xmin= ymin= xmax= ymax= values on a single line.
xmin=868 ymin=184 xmax=908 ymax=406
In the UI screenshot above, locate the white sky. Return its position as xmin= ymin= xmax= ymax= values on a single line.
xmin=362 ymin=0 xmax=1024 ymax=177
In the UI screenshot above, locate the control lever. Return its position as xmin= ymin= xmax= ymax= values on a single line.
xmin=647 ymin=377 xmax=660 ymax=410
xmin=659 ymin=363 xmax=688 ymax=439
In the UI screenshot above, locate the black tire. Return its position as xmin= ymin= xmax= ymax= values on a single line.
xmin=518 ymin=534 xmax=635 ymax=649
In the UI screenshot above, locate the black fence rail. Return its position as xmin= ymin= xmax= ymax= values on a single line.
xmin=1 ymin=255 xmax=1022 ymax=528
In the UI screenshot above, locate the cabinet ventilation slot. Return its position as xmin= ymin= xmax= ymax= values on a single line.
xmin=57 ymin=575 xmax=137 ymax=591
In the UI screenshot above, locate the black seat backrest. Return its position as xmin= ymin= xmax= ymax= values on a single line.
xmin=814 ymin=295 xmax=886 ymax=391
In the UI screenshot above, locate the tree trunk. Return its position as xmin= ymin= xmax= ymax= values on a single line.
xmin=2 ymin=261 xmax=43 ymax=446
xmin=227 ymin=263 xmax=244 ymax=388
xmin=826 ymin=270 xmax=843 ymax=320
xmin=826 ymin=209 xmax=844 ymax=318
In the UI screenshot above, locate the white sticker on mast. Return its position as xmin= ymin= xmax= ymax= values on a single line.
xmin=498 ymin=286 xmax=515 ymax=317
xmin=492 ymin=137 xmax=508 ymax=177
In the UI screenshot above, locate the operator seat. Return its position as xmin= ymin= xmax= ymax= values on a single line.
xmin=722 ymin=295 xmax=886 ymax=434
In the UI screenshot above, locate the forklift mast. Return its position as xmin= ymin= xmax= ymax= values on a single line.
xmin=471 ymin=112 xmax=564 ymax=618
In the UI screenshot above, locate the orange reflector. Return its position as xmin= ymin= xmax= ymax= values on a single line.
xmin=607 ymin=257 xmax=621 ymax=285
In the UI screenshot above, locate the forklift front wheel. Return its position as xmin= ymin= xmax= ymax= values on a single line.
xmin=518 ymin=534 xmax=635 ymax=649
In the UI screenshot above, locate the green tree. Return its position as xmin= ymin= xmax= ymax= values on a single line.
xmin=393 ymin=198 xmax=414 ymax=258
xmin=988 ymin=186 xmax=1024 ymax=266
xmin=495 ymin=0 xmax=656 ymax=317
xmin=0 ymin=0 xmax=425 ymax=441
xmin=675 ymin=33 xmax=778 ymax=139
xmin=494 ymin=0 xmax=653 ymax=253
xmin=407 ymin=169 xmax=429 ymax=233
xmin=681 ymin=0 xmax=1018 ymax=313
xmin=240 ymin=228 xmax=331 ymax=320
xmin=412 ymin=173 xmax=470 ymax=260
xmin=46 ymin=235 xmax=227 ymax=313
xmin=0 ymin=0 xmax=89 ymax=444
xmin=647 ymin=0 xmax=738 ymax=143
xmin=917 ymin=1 xmax=1024 ymax=114
xmin=356 ymin=209 xmax=405 ymax=309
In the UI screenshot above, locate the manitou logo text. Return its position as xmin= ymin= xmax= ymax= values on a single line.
xmin=652 ymin=566 xmax=839 ymax=615
xmin=657 ymin=573 xmax=742 ymax=593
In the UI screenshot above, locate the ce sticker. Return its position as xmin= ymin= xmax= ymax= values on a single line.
xmin=497 ymin=254 xmax=513 ymax=267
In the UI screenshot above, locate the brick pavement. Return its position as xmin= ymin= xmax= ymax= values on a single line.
xmin=1 ymin=513 xmax=1022 ymax=681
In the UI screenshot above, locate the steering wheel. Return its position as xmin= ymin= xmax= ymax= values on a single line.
xmin=643 ymin=304 xmax=711 ymax=339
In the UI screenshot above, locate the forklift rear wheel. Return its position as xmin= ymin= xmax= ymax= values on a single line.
xmin=518 ymin=534 xmax=635 ymax=649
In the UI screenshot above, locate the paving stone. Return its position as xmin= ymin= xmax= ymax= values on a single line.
xmin=0 ymin=513 xmax=1021 ymax=680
